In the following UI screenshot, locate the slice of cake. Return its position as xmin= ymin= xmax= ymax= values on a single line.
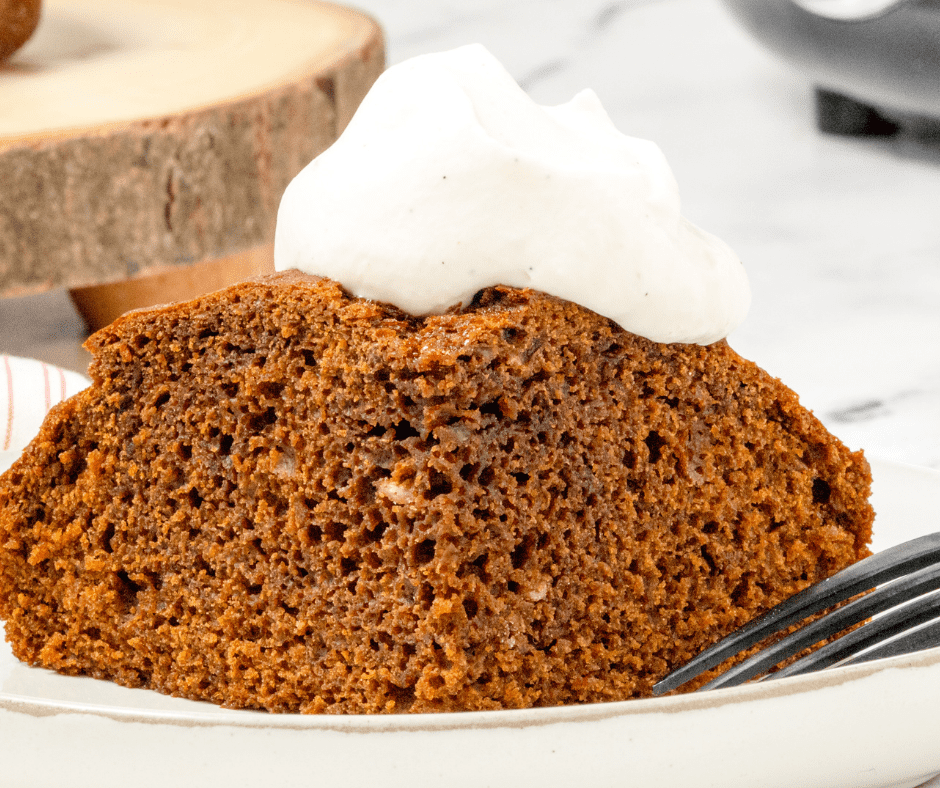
xmin=0 ymin=272 xmax=872 ymax=712
xmin=0 ymin=45 xmax=874 ymax=712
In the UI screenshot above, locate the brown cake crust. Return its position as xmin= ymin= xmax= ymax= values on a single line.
xmin=0 ymin=271 xmax=873 ymax=713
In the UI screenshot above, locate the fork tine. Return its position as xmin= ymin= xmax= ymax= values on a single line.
xmin=681 ymin=560 xmax=940 ymax=690
xmin=765 ymin=588 xmax=940 ymax=681
xmin=652 ymin=531 xmax=940 ymax=695
xmin=833 ymin=614 xmax=940 ymax=668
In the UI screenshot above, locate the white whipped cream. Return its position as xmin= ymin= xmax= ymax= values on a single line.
xmin=274 ymin=44 xmax=750 ymax=345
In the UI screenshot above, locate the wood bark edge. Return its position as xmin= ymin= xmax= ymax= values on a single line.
xmin=0 ymin=7 xmax=384 ymax=299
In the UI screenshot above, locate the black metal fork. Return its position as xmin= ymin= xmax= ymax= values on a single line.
xmin=653 ymin=532 xmax=940 ymax=694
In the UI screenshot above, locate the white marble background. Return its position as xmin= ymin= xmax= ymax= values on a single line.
xmin=3 ymin=0 xmax=937 ymax=472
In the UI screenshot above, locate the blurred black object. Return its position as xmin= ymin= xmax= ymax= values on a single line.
xmin=721 ymin=0 xmax=940 ymax=135
xmin=815 ymin=88 xmax=901 ymax=135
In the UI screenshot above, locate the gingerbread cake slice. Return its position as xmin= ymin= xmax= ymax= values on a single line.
xmin=0 ymin=271 xmax=872 ymax=713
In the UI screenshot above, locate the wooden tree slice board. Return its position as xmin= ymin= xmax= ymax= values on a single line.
xmin=67 ymin=245 xmax=275 ymax=331
xmin=0 ymin=0 xmax=383 ymax=328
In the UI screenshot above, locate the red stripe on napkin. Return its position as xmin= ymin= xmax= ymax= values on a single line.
xmin=41 ymin=362 xmax=51 ymax=412
xmin=3 ymin=356 xmax=12 ymax=452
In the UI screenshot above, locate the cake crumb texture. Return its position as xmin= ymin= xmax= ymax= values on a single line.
xmin=0 ymin=272 xmax=873 ymax=713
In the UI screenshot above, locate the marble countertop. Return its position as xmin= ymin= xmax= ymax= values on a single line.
xmin=2 ymin=0 xmax=938 ymax=474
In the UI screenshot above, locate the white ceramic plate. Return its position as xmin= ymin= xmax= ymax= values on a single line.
xmin=2 ymin=458 xmax=939 ymax=788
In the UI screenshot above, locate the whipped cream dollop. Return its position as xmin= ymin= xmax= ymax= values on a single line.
xmin=274 ymin=44 xmax=750 ymax=345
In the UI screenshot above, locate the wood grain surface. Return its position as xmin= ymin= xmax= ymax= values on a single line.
xmin=0 ymin=0 xmax=383 ymax=326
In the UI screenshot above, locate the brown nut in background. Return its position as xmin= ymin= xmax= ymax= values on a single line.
xmin=0 ymin=0 xmax=41 ymax=61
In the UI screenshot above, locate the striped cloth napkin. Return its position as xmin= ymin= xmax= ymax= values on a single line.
xmin=0 ymin=355 xmax=90 ymax=469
